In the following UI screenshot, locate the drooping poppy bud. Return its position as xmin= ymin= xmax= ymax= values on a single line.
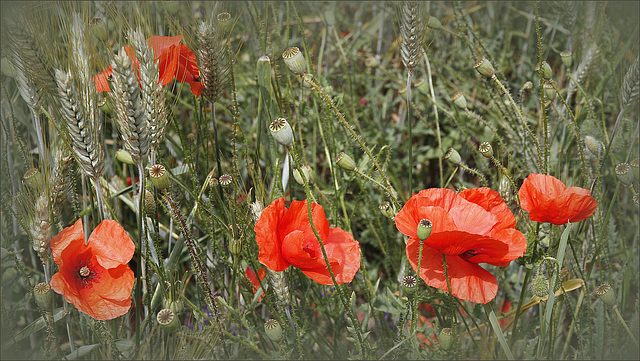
xmin=530 ymin=273 xmax=549 ymax=298
xmin=584 ymin=136 xmax=603 ymax=156
xmin=336 ymin=152 xmax=357 ymax=171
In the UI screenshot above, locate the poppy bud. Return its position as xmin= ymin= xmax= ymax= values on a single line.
xmin=219 ymin=174 xmax=233 ymax=187
xmin=115 ymin=149 xmax=136 ymax=165
xmin=630 ymin=158 xmax=639 ymax=180
xmin=379 ymin=201 xmax=396 ymax=219
xmin=560 ymin=50 xmax=572 ymax=68
xmin=594 ymin=283 xmax=616 ymax=307
xmin=543 ymin=81 xmax=556 ymax=101
xmin=450 ymin=91 xmax=467 ymax=110
xmin=269 ymin=118 xmax=294 ymax=147
xmin=257 ymin=56 xmax=272 ymax=90
xmin=157 ymin=308 xmax=180 ymax=332
xmin=584 ymin=136 xmax=603 ymax=156
xmin=444 ymin=148 xmax=461 ymax=165
xmin=478 ymin=142 xmax=493 ymax=158
xmin=149 ymin=164 xmax=171 ymax=190
xmin=282 ymin=47 xmax=306 ymax=75
xmin=474 ymin=56 xmax=495 ymax=79
xmin=98 ymin=94 xmax=114 ymax=116
xmin=535 ymin=61 xmax=553 ymax=80
xmin=427 ymin=16 xmax=442 ymax=30
xmin=89 ymin=17 xmax=109 ymax=42
xmin=438 ymin=328 xmax=455 ymax=351
xmin=293 ymin=165 xmax=311 ymax=185
xmin=336 ymin=152 xmax=357 ymax=172
xmin=264 ymin=318 xmax=283 ymax=342
xmin=401 ymin=275 xmax=417 ymax=295
xmin=417 ymin=219 xmax=432 ymax=241
xmin=523 ymin=81 xmax=534 ymax=90
xmin=34 ymin=282 xmax=53 ymax=310
xmin=615 ymin=163 xmax=634 ymax=186
xmin=530 ymin=273 xmax=549 ymax=298
xmin=229 ymin=238 xmax=242 ymax=255
xmin=144 ymin=190 xmax=156 ymax=216
xmin=365 ymin=56 xmax=379 ymax=68
xmin=23 ymin=168 xmax=42 ymax=189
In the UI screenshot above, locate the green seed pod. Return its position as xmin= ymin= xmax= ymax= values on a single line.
xmin=629 ymin=158 xmax=639 ymax=180
xmin=444 ymin=148 xmax=461 ymax=165
xmin=282 ymin=47 xmax=306 ymax=75
xmin=474 ymin=56 xmax=495 ymax=79
xmin=438 ymin=328 xmax=455 ymax=351
xmin=144 ymin=189 xmax=156 ymax=216
xmin=216 ymin=12 xmax=232 ymax=35
xmin=264 ymin=319 xmax=283 ymax=342
xmin=115 ymin=149 xmax=136 ymax=165
xmin=336 ymin=152 xmax=357 ymax=172
xmin=23 ymin=168 xmax=42 ymax=190
xmin=417 ymin=219 xmax=432 ymax=241
xmin=594 ymin=283 xmax=616 ymax=307
xmin=615 ymin=163 xmax=634 ymax=186
xmin=426 ymin=16 xmax=442 ymax=30
xmin=379 ymin=201 xmax=396 ymax=219
xmin=584 ymin=136 xmax=603 ymax=156
xmin=560 ymin=50 xmax=572 ymax=68
xmin=219 ymin=174 xmax=233 ymax=187
xmin=97 ymin=93 xmax=114 ymax=116
xmin=34 ymin=283 xmax=53 ymax=310
xmin=478 ymin=142 xmax=493 ymax=158
xmin=535 ymin=61 xmax=553 ymax=80
xmin=269 ymin=118 xmax=294 ymax=147
xmin=157 ymin=308 xmax=180 ymax=332
xmin=401 ymin=275 xmax=417 ymax=295
xmin=149 ymin=164 xmax=171 ymax=190
xmin=530 ymin=273 xmax=549 ymax=298
xmin=450 ymin=91 xmax=467 ymax=110
xmin=89 ymin=17 xmax=109 ymax=42
xmin=229 ymin=238 xmax=242 ymax=255
xmin=543 ymin=81 xmax=557 ymax=101
xmin=415 ymin=78 xmax=429 ymax=95
xmin=162 ymin=298 xmax=184 ymax=314
xmin=293 ymin=165 xmax=311 ymax=185
xmin=523 ymin=81 xmax=534 ymax=90
xmin=256 ymin=56 xmax=272 ymax=91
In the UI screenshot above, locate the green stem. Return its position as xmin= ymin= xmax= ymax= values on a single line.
xmin=407 ymin=72 xmax=413 ymax=195
xmin=484 ymin=304 xmax=514 ymax=360
xmin=353 ymin=169 xmax=401 ymax=209
xmin=411 ymin=238 xmax=424 ymax=337
xmin=614 ymin=306 xmax=640 ymax=347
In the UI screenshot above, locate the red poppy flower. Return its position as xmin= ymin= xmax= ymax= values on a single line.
xmin=518 ymin=173 xmax=597 ymax=225
xmin=93 ymin=35 xmax=202 ymax=97
xmin=49 ymin=219 xmax=135 ymax=320
xmin=245 ymin=266 xmax=266 ymax=301
xmin=254 ymin=198 xmax=361 ymax=285
xmin=395 ymin=188 xmax=527 ymax=304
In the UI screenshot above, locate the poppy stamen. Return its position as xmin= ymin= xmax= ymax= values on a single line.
xmin=74 ymin=260 xmax=97 ymax=288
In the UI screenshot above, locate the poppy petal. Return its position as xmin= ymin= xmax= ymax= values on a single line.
xmin=322 ymin=228 xmax=361 ymax=283
xmin=255 ymin=198 xmax=290 ymax=271
xmin=88 ymin=220 xmax=135 ymax=269
xmin=448 ymin=202 xmax=499 ymax=236
xmin=281 ymin=200 xmax=330 ymax=244
xmin=281 ymin=230 xmax=327 ymax=269
xmin=395 ymin=204 xmax=457 ymax=238
xmin=50 ymin=219 xmax=85 ymax=267
xmin=459 ymin=187 xmax=516 ymax=229
xmin=93 ymin=66 xmax=113 ymax=92
xmin=148 ymin=35 xmax=183 ymax=59
xmin=76 ymin=265 xmax=134 ymax=320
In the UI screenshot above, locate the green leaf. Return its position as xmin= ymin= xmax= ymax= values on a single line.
xmin=2 ymin=308 xmax=67 ymax=349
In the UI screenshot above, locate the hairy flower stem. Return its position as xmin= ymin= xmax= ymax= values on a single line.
xmin=411 ymin=239 xmax=424 ymax=337
xmin=303 ymin=75 xmax=400 ymax=206
xmin=613 ymin=306 xmax=640 ymax=347
xmin=459 ymin=163 xmax=488 ymax=187
xmin=161 ymin=189 xmax=229 ymax=358
xmin=288 ymin=145 xmax=365 ymax=359
xmin=354 ymin=169 xmax=401 ymax=209
xmin=407 ymin=72 xmax=413 ymax=195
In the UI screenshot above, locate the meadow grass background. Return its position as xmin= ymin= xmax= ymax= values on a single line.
xmin=1 ymin=1 xmax=639 ymax=359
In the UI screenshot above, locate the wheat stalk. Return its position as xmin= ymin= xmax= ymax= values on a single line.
xmin=196 ymin=21 xmax=228 ymax=104
xmin=399 ymin=1 xmax=425 ymax=76
xmin=621 ymin=56 xmax=639 ymax=110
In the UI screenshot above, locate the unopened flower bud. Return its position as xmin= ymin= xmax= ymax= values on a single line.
xmin=543 ymin=81 xmax=556 ymax=101
xmin=444 ymin=148 xmax=461 ymax=165
xmin=269 ymin=118 xmax=293 ymax=147
xmin=23 ymin=168 xmax=42 ymax=189
xmin=144 ymin=190 xmax=156 ymax=216
xmin=401 ymin=275 xmax=417 ymax=295
xmin=438 ymin=328 xmax=455 ymax=351
xmin=229 ymin=238 xmax=242 ymax=255
xmin=264 ymin=318 xmax=283 ymax=342
xmin=157 ymin=308 xmax=180 ymax=332
xmin=293 ymin=165 xmax=311 ymax=185
xmin=163 ymin=298 xmax=184 ymax=314
xmin=474 ymin=57 xmax=495 ymax=79
xmin=523 ymin=81 xmax=534 ymax=90
xmin=426 ymin=16 xmax=442 ymax=30
xmin=417 ymin=219 xmax=432 ymax=241
xmin=149 ymin=164 xmax=171 ymax=190
xmin=379 ymin=201 xmax=395 ymax=219
xmin=535 ymin=61 xmax=553 ymax=80
xmin=451 ymin=91 xmax=467 ymax=110
xmin=116 ymin=149 xmax=136 ymax=165
xmin=34 ymin=282 xmax=53 ymax=310
xmin=336 ymin=152 xmax=357 ymax=172
xmin=560 ymin=50 xmax=572 ymax=68
xmin=90 ymin=17 xmax=109 ymax=42
xmin=282 ymin=47 xmax=306 ymax=75
xmin=478 ymin=142 xmax=493 ymax=158
xmin=584 ymin=136 xmax=603 ymax=156
xmin=615 ymin=163 xmax=633 ymax=186
xmin=594 ymin=283 xmax=616 ymax=307
xmin=530 ymin=273 xmax=549 ymax=298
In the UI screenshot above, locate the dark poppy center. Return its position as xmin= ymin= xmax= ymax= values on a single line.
xmin=302 ymin=243 xmax=317 ymax=258
xmin=460 ymin=249 xmax=478 ymax=261
xmin=74 ymin=260 xmax=97 ymax=288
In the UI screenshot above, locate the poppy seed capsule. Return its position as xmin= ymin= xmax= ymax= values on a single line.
xmin=90 ymin=17 xmax=109 ymax=42
xmin=229 ymin=238 xmax=242 ymax=255
xmin=523 ymin=81 xmax=534 ymax=90
xmin=594 ymin=284 xmax=616 ymax=307
xmin=264 ymin=319 xmax=283 ymax=342
xmin=157 ymin=308 xmax=180 ymax=332
xmin=149 ymin=164 xmax=171 ymax=190
xmin=34 ymin=282 xmax=53 ymax=310
xmin=560 ymin=50 xmax=572 ymax=68
xmin=426 ymin=16 xmax=442 ymax=30
xmin=401 ymin=275 xmax=417 ymax=295
xmin=115 ymin=149 xmax=135 ymax=165
xmin=293 ymin=165 xmax=311 ymax=185
xmin=543 ymin=81 xmax=557 ymax=101
xmin=584 ymin=136 xmax=603 ymax=156
xmin=615 ymin=163 xmax=634 ymax=186
xmin=23 ymin=168 xmax=42 ymax=189
xmin=219 ymin=174 xmax=233 ymax=186
xmin=535 ymin=61 xmax=553 ymax=80
xmin=444 ymin=148 xmax=461 ymax=165
xmin=530 ymin=273 xmax=549 ymax=297
xmin=336 ymin=152 xmax=357 ymax=172
xmin=438 ymin=328 xmax=455 ymax=351
xmin=417 ymin=219 xmax=432 ymax=241
xmin=269 ymin=118 xmax=293 ymax=147
xmin=474 ymin=56 xmax=495 ymax=79
xmin=282 ymin=47 xmax=306 ymax=75
xmin=379 ymin=201 xmax=395 ymax=219
xmin=451 ymin=91 xmax=467 ymax=110
xmin=629 ymin=158 xmax=639 ymax=180
xmin=479 ymin=142 xmax=493 ymax=158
